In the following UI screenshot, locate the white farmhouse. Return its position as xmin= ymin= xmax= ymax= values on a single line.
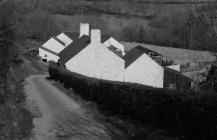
xmin=123 ymin=46 xmax=164 ymax=88
xmin=55 ymin=23 xmax=192 ymax=90
xmin=59 ymin=29 xmax=125 ymax=81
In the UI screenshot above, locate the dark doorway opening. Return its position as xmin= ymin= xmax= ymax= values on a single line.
xmin=42 ymin=59 xmax=47 ymax=62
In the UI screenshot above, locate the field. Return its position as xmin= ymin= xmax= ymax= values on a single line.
xmin=123 ymin=42 xmax=216 ymax=65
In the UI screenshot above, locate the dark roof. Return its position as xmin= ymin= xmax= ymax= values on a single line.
xmin=59 ymin=35 xmax=90 ymax=64
xmin=63 ymin=31 xmax=79 ymax=41
xmin=108 ymin=45 xmax=123 ymax=58
xmin=39 ymin=46 xmax=58 ymax=56
xmin=135 ymin=45 xmax=162 ymax=57
xmin=123 ymin=46 xmax=145 ymax=68
xmin=53 ymin=36 xmax=65 ymax=46
xmin=102 ymin=35 xmax=111 ymax=42
xmin=123 ymin=45 xmax=162 ymax=68
xmin=163 ymin=66 xmax=192 ymax=81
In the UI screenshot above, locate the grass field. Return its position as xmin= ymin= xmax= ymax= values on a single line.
xmin=123 ymin=42 xmax=216 ymax=65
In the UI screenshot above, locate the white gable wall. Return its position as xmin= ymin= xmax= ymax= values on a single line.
xmin=56 ymin=33 xmax=73 ymax=46
xmin=65 ymin=44 xmax=99 ymax=79
xmin=39 ymin=48 xmax=60 ymax=63
xmin=103 ymin=37 xmax=125 ymax=55
xmin=42 ymin=38 xmax=65 ymax=53
xmin=125 ymin=54 xmax=164 ymax=88
xmin=65 ymin=43 xmax=125 ymax=82
xmin=94 ymin=44 xmax=125 ymax=81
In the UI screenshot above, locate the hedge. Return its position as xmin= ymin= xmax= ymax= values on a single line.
xmin=49 ymin=62 xmax=217 ymax=140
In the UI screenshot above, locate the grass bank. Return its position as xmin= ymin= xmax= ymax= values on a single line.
xmin=48 ymin=72 xmax=178 ymax=140
xmin=1 ymin=52 xmax=49 ymax=140
xmin=49 ymin=62 xmax=217 ymax=140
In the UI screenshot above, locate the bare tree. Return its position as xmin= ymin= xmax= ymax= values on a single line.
xmin=192 ymin=4 xmax=217 ymax=45
xmin=186 ymin=52 xmax=212 ymax=93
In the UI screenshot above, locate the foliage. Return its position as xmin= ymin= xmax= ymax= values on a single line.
xmin=121 ymin=24 xmax=146 ymax=43
xmin=0 ymin=1 xmax=61 ymax=43
xmin=0 ymin=1 xmax=34 ymax=139
xmin=5 ymin=0 xmax=217 ymax=52
xmin=23 ymin=9 xmax=61 ymax=42
xmin=49 ymin=62 xmax=217 ymax=140
xmin=0 ymin=11 xmax=14 ymax=103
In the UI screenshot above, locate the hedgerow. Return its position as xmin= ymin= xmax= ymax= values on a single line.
xmin=49 ymin=62 xmax=217 ymax=140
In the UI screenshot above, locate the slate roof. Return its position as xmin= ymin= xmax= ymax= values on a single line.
xmin=63 ymin=31 xmax=79 ymax=41
xmin=59 ymin=35 xmax=90 ymax=64
xmin=53 ymin=36 xmax=65 ymax=46
xmin=108 ymin=45 xmax=123 ymax=57
xmin=123 ymin=45 xmax=162 ymax=68
xmin=123 ymin=46 xmax=146 ymax=68
xmin=135 ymin=45 xmax=162 ymax=57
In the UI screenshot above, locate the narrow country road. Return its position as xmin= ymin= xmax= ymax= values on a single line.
xmin=24 ymin=75 xmax=112 ymax=140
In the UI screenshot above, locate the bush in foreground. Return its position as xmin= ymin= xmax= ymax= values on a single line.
xmin=49 ymin=62 xmax=217 ymax=140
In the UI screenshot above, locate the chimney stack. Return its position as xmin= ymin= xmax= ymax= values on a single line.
xmin=91 ymin=29 xmax=101 ymax=44
xmin=80 ymin=23 xmax=89 ymax=37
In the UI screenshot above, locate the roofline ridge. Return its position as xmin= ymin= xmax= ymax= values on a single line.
xmin=53 ymin=36 xmax=65 ymax=46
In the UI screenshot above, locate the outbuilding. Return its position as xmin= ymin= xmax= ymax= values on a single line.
xmin=39 ymin=37 xmax=65 ymax=62
xmin=39 ymin=23 xmax=89 ymax=63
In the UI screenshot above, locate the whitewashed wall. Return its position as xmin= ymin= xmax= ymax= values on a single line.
xmin=125 ymin=53 xmax=164 ymax=88
xmin=166 ymin=65 xmax=180 ymax=72
xmin=56 ymin=33 xmax=73 ymax=46
xmin=103 ymin=37 xmax=125 ymax=55
xmin=65 ymin=43 xmax=125 ymax=81
xmin=39 ymin=48 xmax=60 ymax=62
xmin=94 ymin=44 xmax=125 ymax=81
xmin=39 ymin=38 xmax=65 ymax=62
xmin=65 ymin=44 xmax=98 ymax=78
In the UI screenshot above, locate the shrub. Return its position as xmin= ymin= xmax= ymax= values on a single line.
xmin=12 ymin=55 xmax=23 ymax=64
xmin=49 ymin=63 xmax=217 ymax=140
